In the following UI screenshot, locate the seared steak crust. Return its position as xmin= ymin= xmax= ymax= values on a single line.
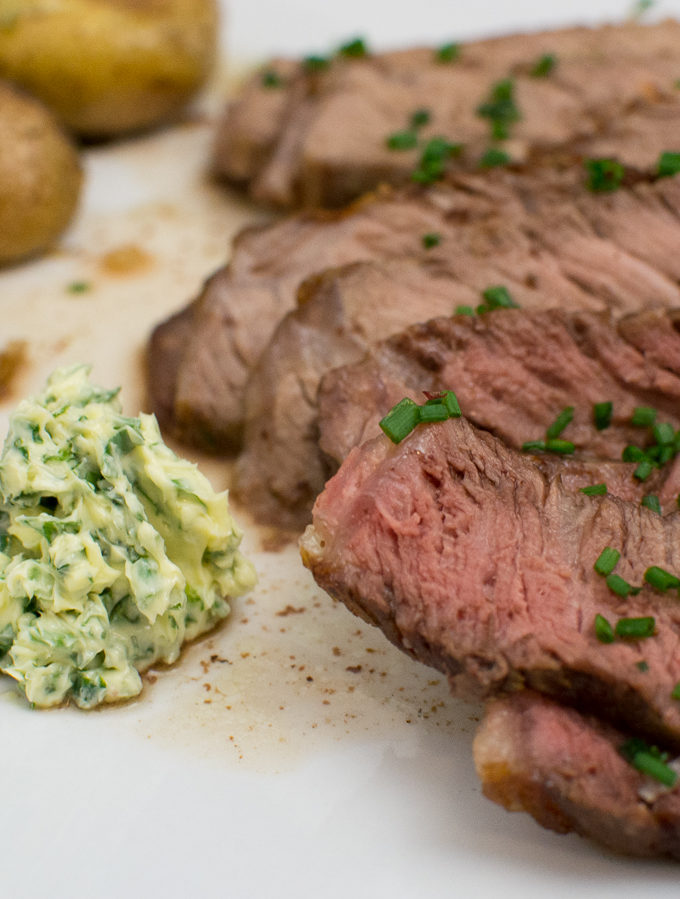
xmin=475 ymin=691 xmax=680 ymax=859
xmin=215 ymin=21 xmax=680 ymax=209
xmin=301 ymin=417 xmax=680 ymax=747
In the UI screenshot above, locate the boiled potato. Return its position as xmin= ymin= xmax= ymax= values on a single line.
xmin=0 ymin=80 xmax=82 ymax=266
xmin=0 ymin=0 xmax=218 ymax=138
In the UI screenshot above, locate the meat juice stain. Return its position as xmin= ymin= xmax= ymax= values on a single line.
xmin=135 ymin=543 xmax=474 ymax=772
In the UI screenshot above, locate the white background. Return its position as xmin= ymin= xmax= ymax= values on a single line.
xmin=3 ymin=1 xmax=680 ymax=897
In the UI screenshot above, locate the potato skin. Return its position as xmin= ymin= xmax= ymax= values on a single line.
xmin=0 ymin=0 xmax=218 ymax=138
xmin=0 ymin=81 xmax=82 ymax=266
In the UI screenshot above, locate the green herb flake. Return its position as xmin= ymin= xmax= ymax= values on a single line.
xmin=338 ymin=37 xmax=368 ymax=58
xmin=418 ymin=403 xmax=448 ymax=423
xmin=546 ymin=406 xmax=574 ymax=440
xmin=521 ymin=440 xmax=546 ymax=453
xmin=436 ymin=42 xmax=460 ymax=63
xmin=441 ymin=390 xmax=462 ymax=417
xmin=594 ymin=613 xmax=615 ymax=644
xmin=641 ymin=494 xmax=662 ymax=515
xmin=606 ymin=573 xmax=636 ymax=597
xmin=585 ymin=157 xmax=625 ymax=193
xmin=481 ymin=285 xmax=519 ymax=310
xmin=455 ymin=305 xmax=475 ymax=316
xmin=634 ymin=459 xmax=655 ymax=481
xmin=594 ymin=546 xmax=621 ymax=576
xmin=615 ymin=616 xmax=656 ymax=639
xmin=593 ymin=401 xmax=613 ymax=431
xmin=653 ymin=422 xmax=675 ymax=446
xmin=422 ymin=232 xmax=441 ymax=249
xmin=672 ymin=682 xmax=680 ymax=700
xmin=580 ymin=483 xmax=608 ymax=496
xmin=620 ymin=738 xmax=677 ymax=787
xmin=386 ymin=130 xmax=418 ymax=151
xmin=410 ymin=108 xmax=431 ymax=129
xmin=637 ymin=660 xmax=650 ymax=672
xmin=622 ymin=445 xmax=647 ymax=463
xmin=303 ymin=55 xmax=330 ymax=72
xmin=657 ymin=151 xmax=680 ymax=179
xmin=477 ymin=78 xmax=520 ymax=140
xmin=379 ymin=397 xmax=420 ymax=444
xmin=530 ymin=53 xmax=556 ymax=77
xmin=479 ymin=147 xmax=510 ymax=168
xmin=67 ymin=281 xmax=91 ymax=295
xmin=546 ymin=438 xmax=575 ymax=455
xmin=412 ymin=137 xmax=462 ymax=184
xmin=261 ymin=69 xmax=284 ymax=88
xmin=631 ymin=406 xmax=657 ymax=427
xmin=644 ymin=565 xmax=680 ymax=591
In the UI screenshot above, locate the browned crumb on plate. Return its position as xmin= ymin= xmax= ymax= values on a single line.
xmin=0 ymin=339 xmax=27 ymax=401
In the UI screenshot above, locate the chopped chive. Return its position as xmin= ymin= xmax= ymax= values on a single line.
xmin=303 ymin=55 xmax=330 ymax=72
xmin=637 ymin=660 xmax=649 ymax=672
xmin=530 ymin=53 xmax=556 ymax=77
xmin=261 ymin=69 xmax=284 ymax=88
xmin=657 ymin=151 xmax=680 ymax=179
xmin=580 ymin=483 xmax=607 ymax=496
xmin=379 ymin=398 xmax=420 ymax=443
xmin=615 ymin=616 xmax=655 ymax=639
xmin=411 ymin=136 xmax=462 ymax=183
xmin=545 ymin=438 xmax=575 ymax=454
xmin=631 ymin=406 xmax=657 ymax=427
xmin=481 ymin=285 xmax=518 ymax=310
xmin=606 ymin=573 xmax=636 ymax=596
xmin=672 ymin=682 xmax=680 ymax=700
xmin=620 ymin=738 xmax=677 ymax=787
xmin=641 ymin=494 xmax=662 ymax=515
xmin=627 ymin=749 xmax=677 ymax=786
xmin=594 ymin=546 xmax=620 ymax=576
xmin=594 ymin=613 xmax=615 ymax=644
xmin=634 ymin=460 xmax=654 ymax=481
xmin=522 ymin=440 xmax=546 ymax=453
xmin=622 ymin=445 xmax=647 ymax=463
xmin=546 ymin=406 xmax=574 ymax=440
xmin=410 ymin=108 xmax=431 ymax=129
xmin=418 ymin=403 xmax=448 ymax=422
xmin=455 ymin=305 xmax=475 ymax=316
xmin=585 ymin=157 xmax=625 ymax=193
xmin=653 ymin=422 xmax=675 ymax=446
xmin=479 ymin=147 xmax=510 ymax=168
xmin=436 ymin=42 xmax=460 ymax=63
xmin=422 ymin=232 xmax=441 ymax=249
xmin=338 ymin=37 xmax=368 ymax=58
xmin=644 ymin=566 xmax=680 ymax=591
xmin=67 ymin=281 xmax=91 ymax=294
xmin=386 ymin=130 xmax=418 ymax=151
xmin=477 ymin=78 xmax=520 ymax=140
xmin=593 ymin=401 xmax=613 ymax=430
xmin=442 ymin=390 xmax=462 ymax=417
xmin=658 ymin=445 xmax=675 ymax=465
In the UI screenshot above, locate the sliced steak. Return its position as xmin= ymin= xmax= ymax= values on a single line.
xmin=300 ymin=415 xmax=680 ymax=747
xmin=474 ymin=691 xmax=680 ymax=859
xmin=319 ymin=306 xmax=680 ymax=473
xmin=215 ymin=21 xmax=680 ymax=208
xmin=147 ymin=167 xmax=680 ymax=452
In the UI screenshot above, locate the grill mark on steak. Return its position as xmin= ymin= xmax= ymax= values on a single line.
xmin=214 ymin=21 xmax=680 ymax=209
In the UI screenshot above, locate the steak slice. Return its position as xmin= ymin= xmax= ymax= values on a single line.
xmin=300 ymin=415 xmax=680 ymax=747
xmin=319 ymin=306 xmax=680 ymax=475
xmin=147 ymin=166 xmax=680 ymax=452
xmin=474 ymin=691 xmax=680 ymax=859
xmin=215 ymin=21 xmax=680 ymax=209
xmin=238 ymin=253 xmax=680 ymax=529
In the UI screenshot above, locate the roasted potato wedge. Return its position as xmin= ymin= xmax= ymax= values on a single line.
xmin=0 ymin=0 xmax=218 ymax=138
xmin=0 ymin=81 xmax=82 ymax=266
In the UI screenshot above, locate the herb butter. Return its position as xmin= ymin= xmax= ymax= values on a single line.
xmin=0 ymin=365 xmax=255 ymax=708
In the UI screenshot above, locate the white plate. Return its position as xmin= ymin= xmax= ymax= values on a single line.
xmin=3 ymin=2 xmax=680 ymax=896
